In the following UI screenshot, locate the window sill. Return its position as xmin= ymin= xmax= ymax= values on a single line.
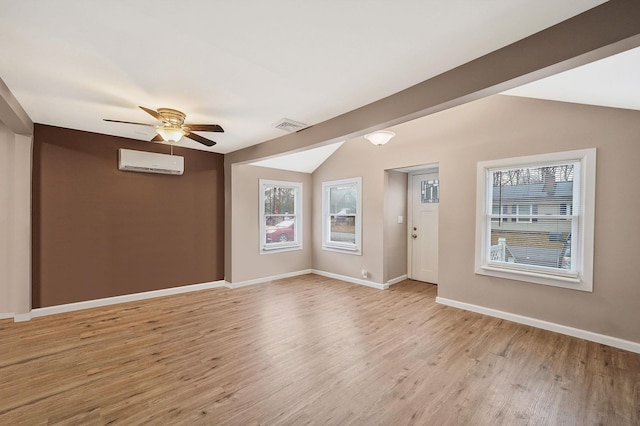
xmin=322 ymin=245 xmax=361 ymax=256
xmin=476 ymin=265 xmax=592 ymax=292
xmin=260 ymin=244 xmax=302 ymax=255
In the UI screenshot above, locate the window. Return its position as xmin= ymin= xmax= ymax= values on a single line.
xmin=517 ymin=204 xmax=532 ymax=223
xmin=498 ymin=204 xmax=533 ymax=222
xmin=475 ymin=149 xmax=596 ymax=291
xmin=421 ymin=179 xmax=439 ymax=203
xmin=322 ymin=177 xmax=362 ymax=254
xmin=260 ymin=180 xmax=302 ymax=253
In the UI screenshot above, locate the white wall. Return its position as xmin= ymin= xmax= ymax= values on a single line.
xmin=0 ymin=123 xmax=32 ymax=316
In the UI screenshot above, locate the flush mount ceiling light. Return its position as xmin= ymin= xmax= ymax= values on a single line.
xmin=364 ymin=130 xmax=395 ymax=147
xmin=156 ymin=124 xmax=185 ymax=143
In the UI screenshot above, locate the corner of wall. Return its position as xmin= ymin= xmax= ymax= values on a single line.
xmin=0 ymin=125 xmax=32 ymax=315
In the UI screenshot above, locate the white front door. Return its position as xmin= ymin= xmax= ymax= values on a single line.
xmin=410 ymin=172 xmax=439 ymax=283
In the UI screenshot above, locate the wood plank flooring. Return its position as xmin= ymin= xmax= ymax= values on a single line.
xmin=1 ymin=275 xmax=639 ymax=425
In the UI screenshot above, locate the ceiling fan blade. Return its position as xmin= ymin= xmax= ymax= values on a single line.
xmin=139 ymin=106 xmax=165 ymax=122
xmin=184 ymin=124 xmax=224 ymax=132
xmin=150 ymin=134 xmax=164 ymax=142
xmin=185 ymin=132 xmax=217 ymax=147
xmin=103 ymin=119 xmax=155 ymax=127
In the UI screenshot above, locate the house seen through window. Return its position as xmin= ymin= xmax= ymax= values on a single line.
xmin=490 ymin=164 xmax=575 ymax=268
xmin=475 ymin=149 xmax=596 ymax=291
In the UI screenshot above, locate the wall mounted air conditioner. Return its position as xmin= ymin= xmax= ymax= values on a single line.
xmin=118 ymin=148 xmax=184 ymax=175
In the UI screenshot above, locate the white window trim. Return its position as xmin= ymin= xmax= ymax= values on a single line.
xmin=322 ymin=177 xmax=362 ymax=255
xmin=259 ymin=179 xmax=303 ymax=254
xmin=474 ymin=148 xmax=596 ymax=292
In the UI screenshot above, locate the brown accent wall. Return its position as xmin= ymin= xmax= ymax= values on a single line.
xmin=32 ymin=124 xmax=224 ymax=308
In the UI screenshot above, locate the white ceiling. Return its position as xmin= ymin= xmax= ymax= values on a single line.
xmin=0 ymin=1 xmax=608 ymax=154
xmin=503 ymin=45 xmax=640 ymax=111
xmin=249 ymin=141 xmax=344 ymax=173
xmin=265 ymin=41 xmax=640 ymax=173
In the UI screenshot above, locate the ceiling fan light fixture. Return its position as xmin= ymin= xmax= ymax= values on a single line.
xmin=156 ymin=125 xmax=185 ymax=142
xmin=364 ymin=130 xmax=395 ymax=147
xmin=105 ymin=106 xmax=220 ymax=147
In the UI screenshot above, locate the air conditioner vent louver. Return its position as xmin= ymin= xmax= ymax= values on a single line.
xmin=273 ymin=118 xmax=309 ymax=133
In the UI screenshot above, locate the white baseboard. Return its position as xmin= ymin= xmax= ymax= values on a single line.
xmin=12 ymin=270 xmax=390 ymax=322
xmin=0 ymin=312 xmax=14 ymax=320
xmin=387 ymin=274 xmax=408 ymax=286
xmin=22 ymin=280 xmax=227 ymax=321
xmin=14 ymin=313 xmax=31 ymax=322
xmin=436 ymin=296 xmax=640 ymax=355
xmin=226 ymin=269 xmax=313 ymax=289
xmin=311 ymin=269 xmax=386 ymax=290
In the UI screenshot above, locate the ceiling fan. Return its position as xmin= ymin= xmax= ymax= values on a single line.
xmin=104 ymin=106 xmax=223 ymax=146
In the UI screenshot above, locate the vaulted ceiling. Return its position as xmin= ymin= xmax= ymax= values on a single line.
xmin=2 ymin=0 xmax=625 ymax=155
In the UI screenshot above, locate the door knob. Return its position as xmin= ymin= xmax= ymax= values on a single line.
xmin=412 ymin=234 xmax=418 ymax=239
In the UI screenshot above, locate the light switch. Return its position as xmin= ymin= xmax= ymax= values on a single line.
xmin=397 ymin=215 xmax=403 ymax=224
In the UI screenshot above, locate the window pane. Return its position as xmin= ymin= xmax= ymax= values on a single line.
xmin=265 ymin=216 xmax=296 ymax=244
xmin=490 ymin=218 xmax=572 ymax=269
xmin=491 ymin=164 xmax=575 ymax=216
xmin=260 ymin=179 xmax=302 ymax=251
xmin=329 ymin=184 xmax=357 ymax=215
xmin=421 ymin=179 xmax=439 ymax=203
xmin=322 ymin=177 xmax=361 ymax=253
xmin=264 ymin=186 xmax=296 ymax=215
xmin=490 ymin=164 xmax=576 ymax=261
xmin=330 ymin=215 xmax=356 ymax=244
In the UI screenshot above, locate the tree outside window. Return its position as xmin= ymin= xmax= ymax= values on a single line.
xmin=322 ymin=177 xmax=362 ymax=254
xmin=260 ymin=180 xmax=302 ymax=252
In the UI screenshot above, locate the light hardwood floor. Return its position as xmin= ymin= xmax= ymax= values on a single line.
xmin=1 ymin=275 xmax=638 ymax=425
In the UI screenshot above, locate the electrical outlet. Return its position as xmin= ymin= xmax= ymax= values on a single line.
xmin=361 ymin=269 xmax=368 ymax=279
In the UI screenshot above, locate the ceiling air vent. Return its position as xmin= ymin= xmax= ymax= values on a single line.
xmin=273 ymin=118 xmax=309 ymax=133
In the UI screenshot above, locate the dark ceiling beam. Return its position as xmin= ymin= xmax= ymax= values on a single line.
xmin=0 ymin=77 xmax=33 ymax=135
xmin=227 ymin=0 xmax=640 ymax=165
